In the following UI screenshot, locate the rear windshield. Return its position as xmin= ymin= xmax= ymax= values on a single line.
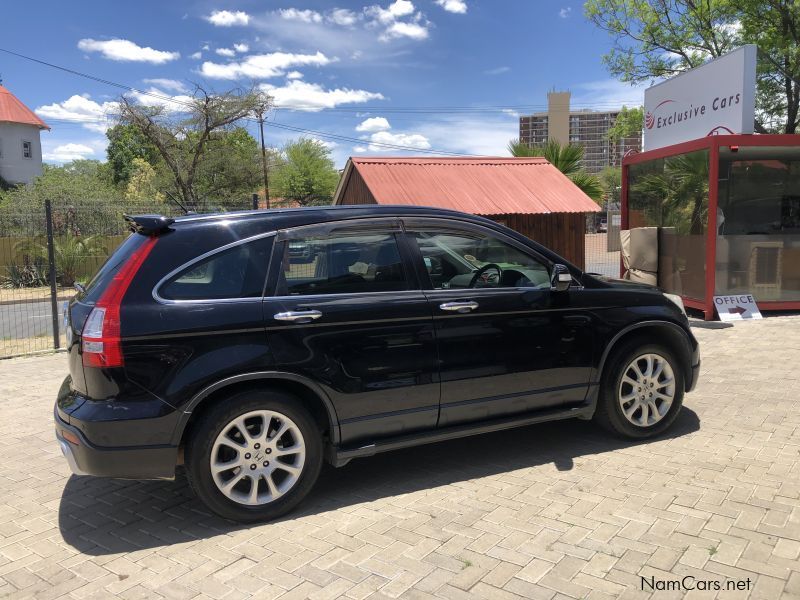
xmin=78 ymin=233 xmax=147 ymax=305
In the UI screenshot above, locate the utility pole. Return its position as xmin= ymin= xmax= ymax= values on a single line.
xmin=254 ymin=103 xmax=271 ymax=210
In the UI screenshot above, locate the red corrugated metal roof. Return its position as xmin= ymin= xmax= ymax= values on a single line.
xmin=0 ymin=85 xmax=49 ymax=129
xmin=340 ymin=157 xmax=600 ymax=214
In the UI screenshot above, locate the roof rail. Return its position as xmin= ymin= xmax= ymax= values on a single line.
xmin=123 ymin=214 xmax=175 ymax=235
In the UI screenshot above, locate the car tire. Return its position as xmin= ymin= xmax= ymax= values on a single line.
xmin=186 ymin=389 xmax=323 ymax=522
xmin=594 ymin=341 xmax=684 ymax=439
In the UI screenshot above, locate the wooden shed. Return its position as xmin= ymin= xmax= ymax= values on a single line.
xmin=333 ymin=157 xmax=600 ymax=268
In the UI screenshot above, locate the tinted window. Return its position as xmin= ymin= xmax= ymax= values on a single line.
xmin=160 ymin=237 xmax=273 ymax=300
xmin=279 ymin=232 xmax=408 ymax=296
xmin=413 ymin=230 xmax=550 ymax=289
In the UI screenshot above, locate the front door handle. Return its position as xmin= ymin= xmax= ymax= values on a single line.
xmin=439 ymin=301 xmax=479 ymax=313
xmin=273 ymin=310 xmax=323 ymax=323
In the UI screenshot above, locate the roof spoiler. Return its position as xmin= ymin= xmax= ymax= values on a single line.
xmin=123 ymin=214 xmax=175 ymax=235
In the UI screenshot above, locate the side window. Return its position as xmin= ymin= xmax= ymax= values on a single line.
xmin=279 ymin=232 xmax=408 ymax=296
xmin=159 ymin=236 xmax=273 ymax=301
xmin=22 ymin=141 xmax=32 ymax=159
xmin=412 ymin=230 xmax=550 ymax=290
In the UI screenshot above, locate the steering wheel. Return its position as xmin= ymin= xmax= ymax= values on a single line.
xmin=468 ymin=263 xmax=502 ymax=288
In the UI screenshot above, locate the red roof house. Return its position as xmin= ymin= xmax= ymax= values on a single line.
xmin=0 ymin=85 xmax=49 ymax=185
xmin=333 ymin=157 xmax=600 ymax=268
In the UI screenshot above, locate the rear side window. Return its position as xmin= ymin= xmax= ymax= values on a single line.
xmin=278 ymin=232 xmax=408 ymax=296
xmin=159 ymin=236 xmax=274 ymax=301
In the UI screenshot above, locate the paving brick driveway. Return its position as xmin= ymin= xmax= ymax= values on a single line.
xmin=1 ymin=316 xmax=799 ymax=600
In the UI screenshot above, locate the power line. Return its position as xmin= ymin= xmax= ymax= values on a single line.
xmin=0 ymin=46 xmax=635 ymax=157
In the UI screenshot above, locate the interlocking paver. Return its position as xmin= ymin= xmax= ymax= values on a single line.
xmin=2 ymin=316 xmax=800 ymax=598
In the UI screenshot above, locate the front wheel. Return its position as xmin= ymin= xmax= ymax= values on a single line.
xmin=186 ymin=390 xmax=323 ymax=522
xmin=594 ymin=342 xmax=684 ymax=439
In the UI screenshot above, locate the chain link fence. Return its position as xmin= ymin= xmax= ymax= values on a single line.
xmin=0 ymin=197 xmax=255 ymax=358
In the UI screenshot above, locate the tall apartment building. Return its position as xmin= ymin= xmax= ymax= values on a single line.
xmin=518 ymin=91 xmax=642 ymax=174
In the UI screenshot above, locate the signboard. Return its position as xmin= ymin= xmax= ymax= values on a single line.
xmin=643 ymin=45 xmax=757 ymax=150
xmin=714 ymin=294 xmax=763 ymax=322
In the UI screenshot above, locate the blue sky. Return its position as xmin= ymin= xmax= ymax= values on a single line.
xmin=1 ymin=0 xmax=645 ymax=167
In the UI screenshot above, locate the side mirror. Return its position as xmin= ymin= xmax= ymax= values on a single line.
xmin=550 ymin=264 xmax=572 ymax=292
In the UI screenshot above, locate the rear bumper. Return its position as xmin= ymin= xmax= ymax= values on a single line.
xmin=54 ymin=403 xmax=178 ymax=480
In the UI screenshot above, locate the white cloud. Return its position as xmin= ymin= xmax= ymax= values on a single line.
xmin=126 ymin=87 xmax=194 ymax=113
xmin=190 ymin=51 xmax=203 ymax=60
xmin=368 ymin=0 xmax=416 ymax=24
xmin=261 ymin=80 xmax=384 ymax=111
xmin=35 ymin=94 xmax=117 ymax=132
xmin=286 ymin=71 xmax=304 ymax=79
xmin=42 ymin=143 xmax=96 ymax=163
xmin=216 ymin=47 xmax=236 ymax=57
xmin=234 ymin=43 xmax=250 ymax=53
xmin=77 ymin=38 xmax=180 ymax=64
xmin=381 ymin=20 xmax=429 ymax=40
xmin=310 ymin=137 xmax=338 ymax=149
xmin=329 ymin=8 xmax=359 ymax=26
xmin=559 ymin=7 xmax=572 ymax=18
xmin=142 ymin=78 xmax=188 ymax=93
xmin=484 ymin=66 xmax=510 ymax=75
xmin=415 ymin=115 xmax=518 ymax=155
xmin=353 ymin=145 xmax=368 ymax=153
xmin=205 ymin=10 xmax=251 ymax=26
xmin=356 ymin=116 xmax=391 ymax=132
xmin=280 ymin=8 xmax=323 ymax=23
xmin=200 ymin=51 xmax=334 ymax=79
xmin=367 ymin=130 xmax=430 ymax=150
xmin=435 ymin=0 xmax=467 ymax=14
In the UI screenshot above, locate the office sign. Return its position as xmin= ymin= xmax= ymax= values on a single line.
xmin=643 ymin=45 xmax=757 ymax=150
xmin=713 ymin=294 xmax=762 ymax=321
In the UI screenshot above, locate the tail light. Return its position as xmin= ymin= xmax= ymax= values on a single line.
xmin=82 ymin=237 xmax=157 ymax=368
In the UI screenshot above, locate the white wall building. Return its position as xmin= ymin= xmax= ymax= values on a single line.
xmin=0 ymin=84 xmax=49 ymax=185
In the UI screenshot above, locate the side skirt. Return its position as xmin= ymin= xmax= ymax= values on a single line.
xmin=327 ymin=402 xmax=595 ymax=467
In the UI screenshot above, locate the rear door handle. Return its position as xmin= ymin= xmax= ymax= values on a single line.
xmin=273 ymin=310 xmax=322 ymax=323
xmin=439 ymin=301 xmax=479 ymax=313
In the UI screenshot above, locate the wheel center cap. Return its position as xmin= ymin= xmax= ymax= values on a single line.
xmin=254 ymin=451 xmax=263 ymax=462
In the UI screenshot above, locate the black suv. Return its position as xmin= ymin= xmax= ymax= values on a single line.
xmin=55 ymin=206 xmax=700 ymax=522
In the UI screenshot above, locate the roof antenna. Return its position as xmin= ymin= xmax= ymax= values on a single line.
xmin=164 ymin=190 xmax=191 ymax=215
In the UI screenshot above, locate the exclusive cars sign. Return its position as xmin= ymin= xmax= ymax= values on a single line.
xmin=643 ymin=45 xmax=757 ymax=150
xmin=714 ymin=294 xmax=763 ymax=322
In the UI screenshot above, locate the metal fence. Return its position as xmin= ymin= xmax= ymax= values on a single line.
xmin=0 ymin=196 xmax=255 ymax=359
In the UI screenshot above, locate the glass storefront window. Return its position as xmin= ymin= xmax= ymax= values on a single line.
xmin=717 ymin=146 xmax=800 ymax=301
xmin=627 ymin=149 xmax=709 ymax=300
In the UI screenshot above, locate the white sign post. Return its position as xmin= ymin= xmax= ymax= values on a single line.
xmin=713 ymin=294 xmax=763 ymax=322
xmin=643 ymin=45 xmax=757 ymax=150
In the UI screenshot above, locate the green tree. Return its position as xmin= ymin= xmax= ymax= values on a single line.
xmin=192 ymin=127 xmax=263 ymax=206
xmin=271 ymin=138 xmax=339 ymax=206
xmin=124 ymin=158 xmax=164 ymax=203
xmin=607 ymin=106 xmax=644 ymax=143
xmin=599 ymin=166 xmax=622 ymax=207
xmin=585 ymin=0 xmax=800 ymax=133
xmin=508 ymin=139 xmax=603 ymax=201
xmin=118 ymin=85 xmax=270 ymax=210
xmin=106 ymin=124 xmax=160 ymax=185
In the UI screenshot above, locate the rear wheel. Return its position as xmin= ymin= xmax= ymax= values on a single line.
xmin=594 ymin=342 xmax=684 ymax=439
xmin=186 ymin=389 xmax=322 ymax=522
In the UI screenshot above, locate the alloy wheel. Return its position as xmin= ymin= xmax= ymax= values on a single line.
xmin=618 ymin=353 xmax=676 ymax=427
xmin=210 ymin=410 xmax=306 ymax=505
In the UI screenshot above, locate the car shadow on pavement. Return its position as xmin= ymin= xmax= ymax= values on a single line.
xmin=58 ymin=407 xmax=699 ymax=555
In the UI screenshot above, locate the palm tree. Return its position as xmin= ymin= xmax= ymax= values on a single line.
xmin=508 ymin=139 xmax=603 ymax=201
xmin=15 ymin=235 xmax=107 ymax=287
